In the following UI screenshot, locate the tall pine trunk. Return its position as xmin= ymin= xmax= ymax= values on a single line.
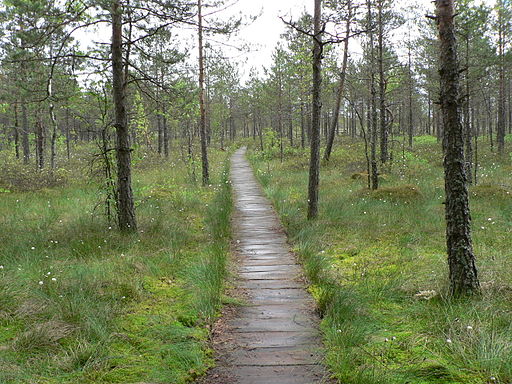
xmin=324 ymin=0 xmax=352 ymax=162
xmin=436 ymin=0 xmax=479 ymax=296
xmin=198 ymin=0 xmax=210 ymax=185
xmin=21 ymin=102 xmax=30 ymax=164
xmin=14 ymin=102 xmax=20 ymax=159
xmin=307 ymin=0 xmax=322 ymax=220
xmin=377 ymin=0 xmax=388 ymax=164
xmin=497 ymin=14 xmax=506 ymax=155
xmin=49 ymin=76 xmax=58 ymax=170
xmin=464 ymin=38 xmax=473 ymax=184
xmin=112 ymin=0 xmax=137 ymax=231
xmin=367 ymin=0 xmax=379 ymax=190
xmin=36 ymin=112 xmax=44 ymax=170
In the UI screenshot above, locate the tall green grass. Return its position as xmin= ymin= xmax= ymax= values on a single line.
xmin=249 ymin=136 xmax=512 ymax=384
xmin=0 ymin=147 xmax=232 ymax=384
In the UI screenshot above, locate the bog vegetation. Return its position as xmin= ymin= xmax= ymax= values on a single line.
xmin=0 ymin=0 xmax=511 ymax=383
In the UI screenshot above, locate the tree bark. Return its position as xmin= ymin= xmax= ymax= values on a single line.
xmin=307 ymin=0 xmax=323 ymax=220
xmin=48 ymin=77 xmax=58 ymax=170
xmin=436 ymin=0 xmax=479 ymax=296
xmin=157 ymin=113 xmax=163 ymax=154
xmin=163 ymin=112 xmax=169 ymax=157
xmin=65 ymin=108 xmax=71 ymax=160
xmin=464 ymin=37 xmax=473 ymax=184
xmin=324 ymin=0 xmax=352 ymax=162
xmin=35 ymin=112 xmax=44 ymax=170
xmin=497 ymin=9 xmax=506 ymax=155
xmin=14 ymin=102 xmax=20 ymax=159
xmin=407 ymin=42 xmax=413 ymax=148
xmin=198 ymin=0 xmax=210 ymax=185
xmin=368 ymin=0 xmax=379 ymax=190
xmin=112 ymin=0 xmax=137 ymax=231
xmin=21 ymin=102 xmax=30 ymax=164
xmin=377 ymin=0 xmax=388 ymax=163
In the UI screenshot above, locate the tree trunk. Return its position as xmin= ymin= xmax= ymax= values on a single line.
xmin=288 ymin=86 xmax=293 ymax=146
xmin=464 ymin=38 xmax=473 ymax=184
xmin=14 ymin=102 xmax=20 ymax=159
xmin=436 ymin=0 xmax=479 ymax=296
xmin=300 ymin=102 xmax=305 ymax=149
xmin=65 ymin=108 xmax=71 ymax=160
xmin=377 ymin=0 xmax=388 ymax=163
xmin=49 ymin=76 xmax=58 ymax=170
xmin=307 ymin=0 xmax=323 ymax=220
xmin=35 ymin=111 xmax=44 ymax=170
xmin=112 ymin=0 xmax=137 ymax=231
xmin=408 ymin=43 xmax=414 ymax=148
xmin=163 ymin=112 xmax=169 ymax=157
xmin=21 ymin=102 xmax=30 ymax=164
xmin=508 ymin=76 xmax=512 ymax=135
xmin=324 ymin=0 xmax=352 ymax=162
xmin=157 ymin=113 xmax=163 ymax=154
xmin=368 ymin=0 xmax=379 ymax=190
xmin=198 ymin=0 xmax=209 ymax=185
xmin=497 ymin=13 xmax=506 ymax=155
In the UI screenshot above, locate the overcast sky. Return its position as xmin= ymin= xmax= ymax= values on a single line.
xmin=203 ymin=0 xmax=426 ymax=80
xmin=205 ymin=0 xmax=313 ymax=79
xmin=77 ymin=0 xmax=495 ymax=83
xmin=204 ymin=0 xmax=496 ymax=81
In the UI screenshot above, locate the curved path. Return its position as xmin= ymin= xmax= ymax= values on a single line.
xmin=203 ymin=148 xmax=329 ymax=384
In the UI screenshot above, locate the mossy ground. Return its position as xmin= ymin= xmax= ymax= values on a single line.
xmin=0 ymin=146 xmax=232 ymax=384
xmin=249 ymin=136 xmax=512 ymax=384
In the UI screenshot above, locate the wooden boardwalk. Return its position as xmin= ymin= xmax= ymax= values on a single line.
xmin=201 ymin=148 xmax=329 ymax=384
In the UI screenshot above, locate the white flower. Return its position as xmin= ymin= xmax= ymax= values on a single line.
xmin=38 ymin=281 xmax=44 ymax=285
xmin=467 ymin=325 xmax=473 ymax=330
xmin=446 ymin=338 xmax=452 ymax=344
xmin=31 ymin=247 xmax=35 ymax=250
xmin=51 ymin=278 xmax=57 ymax=282
xmin=0 ymin=265 xmax=3 ymax=269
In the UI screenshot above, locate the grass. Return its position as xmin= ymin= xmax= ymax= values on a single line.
xmin=0 ymin=144 xmax=233 ymax=383
xmin=249 ymin=136 xmax=512 ymax=384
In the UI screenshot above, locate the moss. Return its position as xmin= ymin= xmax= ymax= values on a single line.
xmin=470 ymin=183 xmax=512 ymax=199
xmin=368 ymin=185 xmax=423 ymax=201
xmin=412 ymin=362 xmax=454 ymax=380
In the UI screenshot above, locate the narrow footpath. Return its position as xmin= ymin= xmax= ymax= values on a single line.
xmin=202 ymin=147 xmax=329 ymax=384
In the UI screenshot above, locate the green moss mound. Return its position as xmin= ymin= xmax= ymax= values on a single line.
xmin=470 ymin=183 xmax=511 ymax=199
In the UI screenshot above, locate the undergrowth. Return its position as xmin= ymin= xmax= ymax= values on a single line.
xmin=249 ymin=136 xmax=512 ymax=384
xmin=0 ymin=145 xmax=232 ymax=384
